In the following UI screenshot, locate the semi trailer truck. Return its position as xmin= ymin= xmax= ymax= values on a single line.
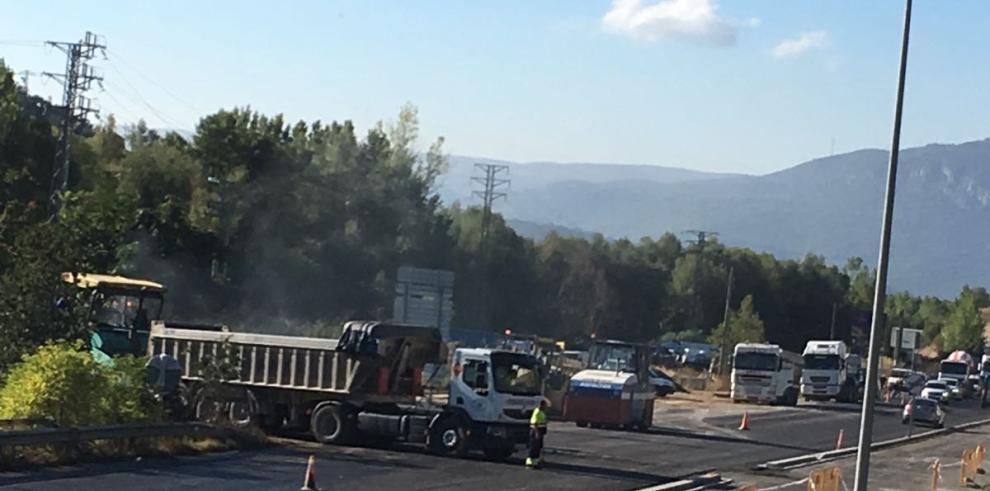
xmin=730 ymin=343 xmax=802 ymax=405
xmin=800 ymin=340 xmax=859 ymax=402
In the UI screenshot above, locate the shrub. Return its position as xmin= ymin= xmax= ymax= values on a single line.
xmin=0 ymin=342 xmax=159 ymax=426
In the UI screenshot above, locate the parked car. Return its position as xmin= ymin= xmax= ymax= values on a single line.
xmin=902 ymin=397 xmax=945 ymax=428
xmin=921 ymin=380 xmax=949 ymax=404
xmin=649 ymin=368 xmax=678 ymax=397
xmin=651 ymin=346 xmax=678 ymax=367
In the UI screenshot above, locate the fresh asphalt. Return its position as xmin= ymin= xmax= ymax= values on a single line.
xmin=1 ymin=398 xmax=987 ymax=490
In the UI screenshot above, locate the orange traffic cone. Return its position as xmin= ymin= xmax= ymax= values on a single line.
xmin=835 ymin=428 xmax=844 ymax=450
xmin=738 ymin=411 xmax=750 ymax=431
xmin=300 ymin=455 xmax=319 ymax=491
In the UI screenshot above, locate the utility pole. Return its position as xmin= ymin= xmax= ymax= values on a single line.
xmin=854 ymin=1 xmax=912 ymax=489
xmin=471 ymin=163 xmax=510 ymax=328
xmin=43 ymin=31 xmax=106 ymax=219
xmin=830 ymin=302 xmax=838 ymax=340
xmin=684 ymin=230 xmax=717 ymax=331
xmin=719 ymin=266 xmax=734 ymax=376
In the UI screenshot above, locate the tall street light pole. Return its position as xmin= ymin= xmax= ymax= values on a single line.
xmin=853 ymin=1 xmax=913 ymax=489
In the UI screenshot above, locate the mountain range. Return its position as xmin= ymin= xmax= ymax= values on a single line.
xmin=437 ymin=139 xmax=990 ymax=298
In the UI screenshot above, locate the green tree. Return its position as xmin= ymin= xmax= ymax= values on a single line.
xmin=942 ymin=288 xmax=985 ymax=354
xmin=709 ymin=294 xmax=766 ymax=349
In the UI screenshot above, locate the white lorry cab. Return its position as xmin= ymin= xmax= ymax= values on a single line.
xmin=731 ymin=343 xmax=802 ymax=406
xmin=939 ymin=351 xmax=974 ymax=383
xmin=800 ymin=340 xmax=858 ymax=402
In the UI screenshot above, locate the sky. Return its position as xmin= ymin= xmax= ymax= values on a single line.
xmin=2 ymin=0 xmax=990 ymax=175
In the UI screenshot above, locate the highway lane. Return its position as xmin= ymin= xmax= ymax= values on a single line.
xmin=703 ymin=397 xmax=990 ymax=469
xmin=2 ymin=398 xmax=985 ymax=490
xmin=0 ymin=428 xmax=691 ymax=491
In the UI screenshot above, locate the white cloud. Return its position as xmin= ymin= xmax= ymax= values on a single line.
xmin=602 ymin=0 xmax=742 ymax=47
xmin=772 ymin=30 xmax=829 ymax=59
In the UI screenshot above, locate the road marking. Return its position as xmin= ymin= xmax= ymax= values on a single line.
xmin=752 ymin=477 xmax=808 ymax=490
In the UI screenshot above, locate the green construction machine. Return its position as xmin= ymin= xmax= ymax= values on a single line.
xmin=61 ymin=272 xmax=167 ymax=365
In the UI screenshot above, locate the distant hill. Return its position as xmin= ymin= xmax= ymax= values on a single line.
xmin=439 ymin=139 xmax=990 ymax=297
xmin=436 ymin=155 xmax=742 ymax=206
xmin=505 ymin=219 xmax=596 ymax=242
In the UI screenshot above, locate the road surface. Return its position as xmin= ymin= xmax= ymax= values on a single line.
xmin=1 ymin=398 xmax=986 ymax=490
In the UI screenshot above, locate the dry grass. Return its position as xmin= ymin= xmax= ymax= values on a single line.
xmin=0 ymin=427 xmax=269 ymax=470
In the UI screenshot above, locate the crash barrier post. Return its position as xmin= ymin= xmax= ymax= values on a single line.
xmin=807 ymin=466 xmax=841 ymax=491
xmin=930 ymin=458 xmax=940 ymax=491
xmin=960 ymin=444 xmax=985 ymax=485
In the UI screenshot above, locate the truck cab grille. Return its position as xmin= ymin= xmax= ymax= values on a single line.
xmin=502 ymin=408 xmax=533 ymax=420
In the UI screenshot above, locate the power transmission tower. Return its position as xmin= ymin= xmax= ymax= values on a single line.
xmin=43 ymin=31 xmax=106 ymax=218
xmin=471 ymin=163 xmax=510 ymax=328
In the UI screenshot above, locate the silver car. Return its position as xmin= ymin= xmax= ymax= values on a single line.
xmin=902 ymin=397 xmax=945 ymax=428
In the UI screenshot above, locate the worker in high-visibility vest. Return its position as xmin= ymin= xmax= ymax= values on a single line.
xmin=526 ymin=399 xmax=549 ymax=468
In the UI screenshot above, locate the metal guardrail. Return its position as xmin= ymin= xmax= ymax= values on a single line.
xmin=0 ymin=422 xmax=225 ymax=447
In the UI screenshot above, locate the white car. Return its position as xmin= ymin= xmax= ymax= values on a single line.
xmin=887 ymin=368 xmax=912 ymax=390
xmin=943 ymin=378 xmax=963 ymax=400
xmin=921 ymin=380 xmax=949 ymax=404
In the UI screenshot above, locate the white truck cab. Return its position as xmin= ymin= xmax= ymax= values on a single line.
xmin=801 ymin=340 xmax=857 ymax=402
xmin=731 ymin=343 xmax=801 ymax=406
xmin=450 ymin=348 xmax=545 ymax=426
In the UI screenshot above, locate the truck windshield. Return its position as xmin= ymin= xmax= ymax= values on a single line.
xmin=941 ymin=362 xmax=968 ymax=375
xmin=590 ymin=344 xmax=637 ymax=372
xmin=491 ymin=352 xmax=542 ymax=396
xmin=734 ymin=352 xmax=778 ymax=371
xmin=804 ymin=354 xmax=840 ymax=370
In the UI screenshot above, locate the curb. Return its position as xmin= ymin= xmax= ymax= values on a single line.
xmin=756 ymin=416 xmax=990 ymax=470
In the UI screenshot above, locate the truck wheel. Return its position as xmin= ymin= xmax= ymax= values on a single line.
xmin=227 ymin=389 xmax=259 ymax=429
xmin=194 ymin=392 xmax=224 ymax=424
xmin=576 ymin=421 xmax=589 ymax=428
xmin=311 ymin=403 xmax=353 ymax=445
xmin=785 ymin=388 xmax=799 ymax=407
xmin=430 ymin=418 xmax=468 ymax=456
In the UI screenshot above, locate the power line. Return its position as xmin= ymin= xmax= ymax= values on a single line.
xmin=43 ymin=31 xmax=106 ymax=219
xmin=98 ymin=86 xmax=143 ymax=124
xmin=104 ymin=78 xmax=184 ymax=129
xmin=102 ymin=57 xmax=187 ymax=129
xmin=106 ymin=50 xmax=201 ymax=113
xmin=0 ymin=39 xmax=44 ymax=47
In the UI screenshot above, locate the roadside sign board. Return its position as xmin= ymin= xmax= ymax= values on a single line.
xmin=889 ymin=327 xmax=922 ymax=351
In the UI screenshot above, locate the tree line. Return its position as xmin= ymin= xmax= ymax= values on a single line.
xmin=0 ymin=60 xmax=985 ymax=372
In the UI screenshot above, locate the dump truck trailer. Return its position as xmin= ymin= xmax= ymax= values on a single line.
xmin=148 ymin=320 xmax=544 ymax=460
